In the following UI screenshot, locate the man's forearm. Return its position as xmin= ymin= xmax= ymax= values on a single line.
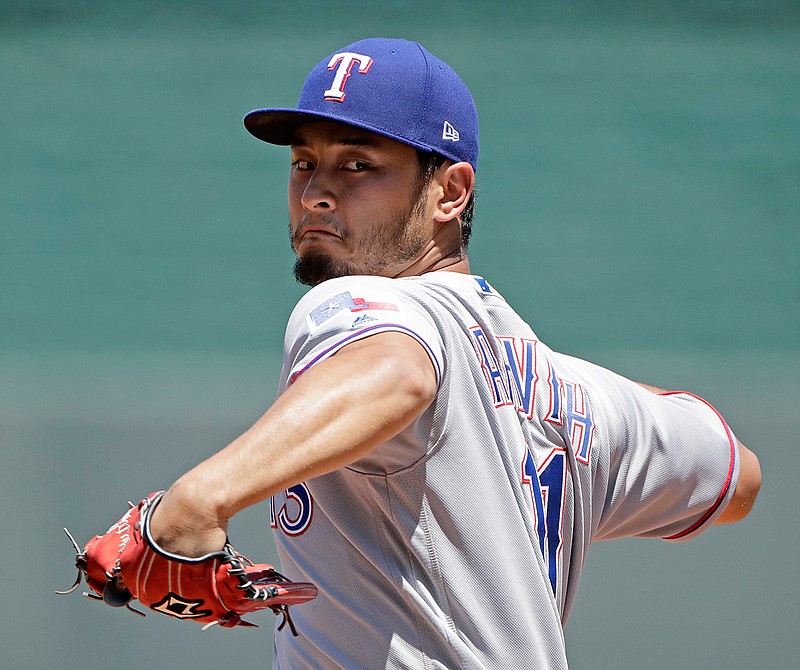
xmin=148 ymin=331 xmax=437 ymax=557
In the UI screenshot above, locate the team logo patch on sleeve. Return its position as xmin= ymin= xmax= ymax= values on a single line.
xmin=309 ymin=291 xmax=398 ymax=328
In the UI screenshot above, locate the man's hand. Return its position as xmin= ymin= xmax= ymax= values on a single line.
xmin=58 ymin=492 xmax=318 ymax=631
xmin=147 ymin=484 xmax=229 ymax=558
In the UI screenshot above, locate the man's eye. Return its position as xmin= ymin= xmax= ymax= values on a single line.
xmin=342 ymin=160 xmax=370 ymax=171
xmin=292 ymin=160 xmax=314 ymax=171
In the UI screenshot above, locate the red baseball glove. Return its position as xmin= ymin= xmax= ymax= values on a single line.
xmin=57 ymin=491 xmax=317 ymax=633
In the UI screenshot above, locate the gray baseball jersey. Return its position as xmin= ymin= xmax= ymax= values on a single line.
xmin=269 ymin=272 xmax=739 ymax=669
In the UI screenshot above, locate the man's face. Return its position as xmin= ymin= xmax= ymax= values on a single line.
xmin=288 ymin=121 xmax=433 ymax=286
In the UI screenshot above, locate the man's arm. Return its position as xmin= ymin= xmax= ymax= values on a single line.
xmin=148 ymin=331 xmax=438 ymax=557
xmin=714 ymin=440 xmax=761 ymax=524
xmin=635 ymin=381 xmax=761 ymax=525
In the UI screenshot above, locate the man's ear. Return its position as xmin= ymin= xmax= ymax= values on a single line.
xmin=434 ymin=162 xmax=475 ymax=223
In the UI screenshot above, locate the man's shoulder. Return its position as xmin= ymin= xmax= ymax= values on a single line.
xmin=289 ymin=273 xmax=498 ymax=328
xmin=287 ymin=276 xmax=424 ymax=337
xmin=293 ymin=273 xmax=459 ymax=307
xmin=293 ymin=276 xmax=404 ymax=315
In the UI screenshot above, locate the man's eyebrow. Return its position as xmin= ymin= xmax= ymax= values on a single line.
xmin=291 ymin=134 xmax=382 ymax=149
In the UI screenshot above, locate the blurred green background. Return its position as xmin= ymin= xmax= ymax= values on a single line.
xmin=2 ymin=1 xmax=798 ymax=668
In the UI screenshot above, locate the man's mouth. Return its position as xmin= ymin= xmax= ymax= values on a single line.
xmin=293 ymin=219 xmax=345 ymax=248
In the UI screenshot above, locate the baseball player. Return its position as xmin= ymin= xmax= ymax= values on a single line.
xmin=66 ymin=38 xmax=761 ymax=668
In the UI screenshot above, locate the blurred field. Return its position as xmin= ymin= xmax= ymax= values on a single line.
xmin=2 ymin=2 xmax=798 ymax=668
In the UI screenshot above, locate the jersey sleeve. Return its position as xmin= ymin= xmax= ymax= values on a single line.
xmin=589 ymin=377 xmax=740 ymax=543
xmin=279 ymin=276 xmax=445 ymax=391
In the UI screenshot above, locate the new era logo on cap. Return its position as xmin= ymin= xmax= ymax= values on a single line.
xmin=244 ymin=38 xmax=480 ymax=170
xmin=442 ymin=121 xmax=460 ymax=142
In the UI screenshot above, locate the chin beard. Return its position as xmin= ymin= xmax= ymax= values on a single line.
xmin=290 ymin=196 xmax=429 ymax=287
xmin=293 ymin=251 xmax=359 ymax=286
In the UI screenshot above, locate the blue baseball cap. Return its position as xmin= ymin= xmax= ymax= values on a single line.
xmin=244 ymin=38 xmax=479 ymax=171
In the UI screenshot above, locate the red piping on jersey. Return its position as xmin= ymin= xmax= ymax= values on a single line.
xmin=658 ymin=391 xmax=737 ymax=540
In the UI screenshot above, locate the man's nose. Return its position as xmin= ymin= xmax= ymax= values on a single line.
xmin=300 ymin=168 xmax=337 ymax=211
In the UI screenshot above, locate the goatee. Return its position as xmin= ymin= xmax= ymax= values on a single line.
xmin=293 ymin=252 xmax=359 ymax=287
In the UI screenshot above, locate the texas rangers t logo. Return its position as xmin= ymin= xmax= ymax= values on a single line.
xmin=324 ymin=52 xmax=373 ymax=102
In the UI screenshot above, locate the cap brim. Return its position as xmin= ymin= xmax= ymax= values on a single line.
xmin=244 ymin=107 xmax=435 ymax=154
xmin=244 ymin=109 xmax=329 ymax=145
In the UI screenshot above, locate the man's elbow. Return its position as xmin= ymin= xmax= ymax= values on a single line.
xmin=717 ymin=441 xmax=762 ymax=524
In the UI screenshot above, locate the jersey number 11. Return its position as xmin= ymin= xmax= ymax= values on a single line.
xmin=522 ymin=448 xmax=567 ymax=596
